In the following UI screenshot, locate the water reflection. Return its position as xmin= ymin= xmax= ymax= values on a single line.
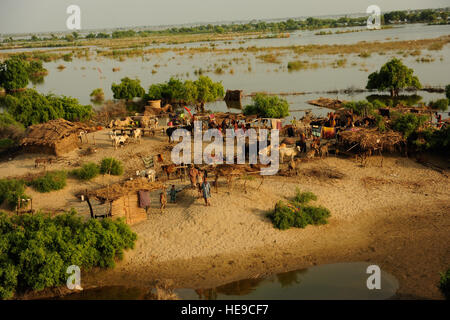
xmin=177 ymin=262 xmax=399 ymax=300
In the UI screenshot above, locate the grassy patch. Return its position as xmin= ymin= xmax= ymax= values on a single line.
xmin=29 ymin=171 xmax=67 ymax=193
xmin=100 ymin=157 xmax=124 ymax=176
xmin=71 ymin=162 xmax=100 ymax=181
xmin=267 ymin=188 xmax=330 ymax=230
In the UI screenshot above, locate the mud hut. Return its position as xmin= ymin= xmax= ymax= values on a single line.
xmin=20 ymin=119 xmax=90 ymax=156
xmin=88 ymin=178 xmax=165 ymax=225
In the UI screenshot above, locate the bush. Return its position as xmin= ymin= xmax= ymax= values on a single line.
xmin=71 ymin=163 xmax=100 ymax=180
xmin=445 ymin=84 xmax=450 ymax=100
xmin=0 ymin=89 xmax=92 ymax=126
xmin=294 ymin=190 xmax=317 ymax=204
xmin=343 ymin=100 xmax=375 ymax=117
xmin=439 ymin=268 xmax=450 ymax=299
xmin=243 ymin=93 xmax=289 ymax=118
xmin=0 ymin=112 xmax=24 ymax=142
xmin=430 ymin=99 xmax=448 ymax=111
xmin=267 ymin=189 xmax=330 ymax=230
xmin=100 ymin=158 xmax=123 ymax=175
xmin=0 ymin=179 xmax=28 ymax=209
xmin=392 ymin=112 xmax=428 ymax=139
xmin=29 ymin=171 xmax=67 ymax=193
xmin=0 ymin=210 xmax=137 ymax=299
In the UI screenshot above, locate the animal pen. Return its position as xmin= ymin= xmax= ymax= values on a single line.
xmin=87 ymin=178 xmax=165 ymax=225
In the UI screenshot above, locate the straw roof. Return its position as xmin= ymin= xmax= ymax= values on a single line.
xmin=89 ymin=178 xmax=166 ymax=201
xmin=20 ymin=119 xmax=91 ymax=147
xmin=339 ymin=128 xmax=405 ymax=151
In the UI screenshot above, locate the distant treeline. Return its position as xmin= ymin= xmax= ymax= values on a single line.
xmin=3 ymin=8 xmax=449 ymax=43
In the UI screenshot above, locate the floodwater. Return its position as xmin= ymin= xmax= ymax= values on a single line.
xmin=6 ymin=24 xmax=450 ymax=116
xmin=57 ymin=262 xmax=399 ymax=300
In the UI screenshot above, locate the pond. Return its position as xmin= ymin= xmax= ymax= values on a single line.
xmin=57 ymin=262 xmax=399 ymax=300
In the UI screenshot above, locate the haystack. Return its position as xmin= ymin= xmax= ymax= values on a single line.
xmin=20 ymin=119 xmax=90 ymax=156
xmin=89 ymin=178 xmax=165 ymax=225
xmin=338 ymin=128 xmax=405 ymax=153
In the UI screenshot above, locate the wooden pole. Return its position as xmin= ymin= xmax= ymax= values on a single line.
xmin=85 ymin=190 xmax=94 ymax=219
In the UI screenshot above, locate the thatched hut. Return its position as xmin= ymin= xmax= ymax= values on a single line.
xmin=88 ymin=178 xmax=165 ymax=225
xmin=338 ymin=128 xmax=405 ymax=153
xmin=20 ymin=119 xmax=90 ymax=156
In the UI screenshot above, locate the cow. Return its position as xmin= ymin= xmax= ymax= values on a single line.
xmin=132 ymin=128 xmax=143 ymax=143
xmin=109 ymin=117 xmax=133 ymax=128
xmin=110 ymin=133 xmax=128 ymax=150
xmin=279 ymin=145 xmax=301 ymax=163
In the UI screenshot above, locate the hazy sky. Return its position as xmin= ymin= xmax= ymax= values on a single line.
xmin=0 ymin=0 xmax=448 ymax=34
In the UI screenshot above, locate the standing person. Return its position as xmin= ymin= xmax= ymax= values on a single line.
xmin=169 ymin=185 xmax=177 ymax=203
xmin=160 ymin=191 xmax=167 ymax=213
xmin=197 ymin=170 xmax=204 ymax=198
xmin=201 ymin=177 xmax=211 ymax=206
xmin=189 ymin=165 xmax=198 ymax=189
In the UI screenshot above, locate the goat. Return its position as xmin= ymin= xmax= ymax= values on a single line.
xmin=319 ymin=144 xmax=329 ymax=158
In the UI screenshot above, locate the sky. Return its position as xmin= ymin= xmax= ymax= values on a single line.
xmin=0 ymin=0 xmax=448 ymax=34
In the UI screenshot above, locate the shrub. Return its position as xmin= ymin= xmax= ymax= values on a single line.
xmin=71 ymin=163 xmax=100 ymax=180
xmin=100 ymin=158 xmax=123 ymax=175
xmin=439 ymin=269 xmax=450 ymax=299
xmin=445 ymin=84 xmax=450 ymax=100
xmin=0 ymin=112 xmax=24 ymax=142
xmin=0 ymin=179 xmax=28 ymax=209
xmin=430 ymin=99 xmax=448 ymax=111
xmin=294 ymin=190 xmax=317 ymax=204
xmin=90 ymin=88 xmax=105 ymax=103
xmin=29 ymin=171 xmax=67 ymax=193
xmin=0 ymin=210 xmax=137 ymax=299
xmin=392 ymin=113 xmax=428 ymax=139
xmin=343 ymin=100 xmax=375 ymax=117
xmin=267 ymin=189 xmax=330 ymax=230
xmin=243 ymin=93 xmax=289 ymax=118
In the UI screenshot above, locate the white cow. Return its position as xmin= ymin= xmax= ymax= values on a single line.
xmin=279 ymin=145 xmax=301 ymax=163
xmin=110 ymin=134 xmax=128 ymax=150
xmin=132 ymin=128 xmax=143 ymax=143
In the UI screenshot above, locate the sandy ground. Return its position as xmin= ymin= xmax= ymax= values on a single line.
xmin=2 ymin=130 xmax=449 ymax=299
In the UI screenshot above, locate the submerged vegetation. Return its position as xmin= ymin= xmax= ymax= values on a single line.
xmin=0 ymin=211 xmax=137 ymax=299
xmin=267 ymin=189 xmax=331 ymax=230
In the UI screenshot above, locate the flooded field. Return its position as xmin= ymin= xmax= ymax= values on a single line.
xmin=13 ymin=23 xmax=448 ymax=112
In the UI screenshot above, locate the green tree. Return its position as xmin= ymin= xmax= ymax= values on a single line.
xmin=0 ymin=58 xmax=29 ymax=92
xmin=111 ymin=77 xmax=145 ymax=101
xmin=193 ymin=76 xmax=224 ymax=112
xmin=243 ymin=93 xmax=290 ymax=118
xmin=366 ymin=58 xmax=421 ymax=97
xmin=445 ymin=84 xmax=450 ymax=100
